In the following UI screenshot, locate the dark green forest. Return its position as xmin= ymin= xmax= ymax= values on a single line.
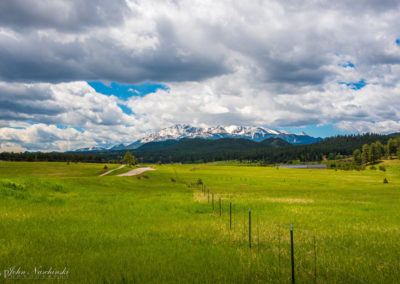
xmin=2 ymin=133 xmax=399 ymax=164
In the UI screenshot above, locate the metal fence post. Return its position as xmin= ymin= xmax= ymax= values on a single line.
xmin=290 ymin=224 xmax=295 ymax=284
xmin=313 ymin=235 xmax=317 ymax=283
xmin=230 ymin=201 xmax=232 ymax=229
xmin=249 ymin=208 xmax=252 ymax=248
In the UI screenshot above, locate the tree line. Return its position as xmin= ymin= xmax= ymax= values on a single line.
xmin=353 ymin=137 xmax=400 ymax=165
xmin=1 ymin=133 xmax=399 ymax=164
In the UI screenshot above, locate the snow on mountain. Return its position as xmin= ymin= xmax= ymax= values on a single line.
xmin=74 ymin=146 xmax=107 ymax=152
xmin=73 ymin=124 xmax=322 ymax=152
xmin=138 ymin=124 xmax=291 ymax=144
xmin=126 ymin=124 xmax=321 ymax=149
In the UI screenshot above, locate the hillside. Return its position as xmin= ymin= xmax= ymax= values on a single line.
xmin=128 ymin=133 xmax=400 ymax=164
xmin=137 ymin=137 xmax=291 ymax=152
xmin=2 ymin=133 xmax=400 ymax=164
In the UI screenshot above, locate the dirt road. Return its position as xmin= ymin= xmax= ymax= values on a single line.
xmin=99 ymin=164 xmax=126 ymax=176
xmin=117 ymin=167 xmax=155 ymax=176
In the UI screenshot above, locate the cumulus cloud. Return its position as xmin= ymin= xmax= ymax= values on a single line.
xmin=1 ymin=0 xmax=400 ymax=151
xmin=0 ymin=0 xmax=128 ymax=32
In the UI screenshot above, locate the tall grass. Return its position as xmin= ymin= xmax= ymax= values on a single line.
xmin=0 ymin=161 xmax=399 ymax=283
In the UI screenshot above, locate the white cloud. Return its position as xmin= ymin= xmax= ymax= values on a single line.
xmin=1 ymin=0 xmax=400 ymax=151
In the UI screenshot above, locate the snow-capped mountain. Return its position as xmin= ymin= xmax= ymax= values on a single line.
xmin=72 ymin=124 xmax=322 ymax=152
xmin=112 ymin=124 xmax=322 ymax=151
xmin=73 ymin=146 xmax=107 ymax=152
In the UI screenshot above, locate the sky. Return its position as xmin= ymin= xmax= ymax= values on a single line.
xmin=1 ymin=0 xmax=400 ymax=152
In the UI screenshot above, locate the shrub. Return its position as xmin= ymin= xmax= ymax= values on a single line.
xmin=383 ymin=178 xmax=389 ymax=184
xmin=1 ymin=180 xmax=26 ymax=191
xmin=171 ymin=178 xmax=176 ymax=182
xmin=104 ymin=165 xmax=108 ymax=170
xmin=378 ymin=165 xmax=386 ymax=172
xmin=370 ymin=166 xmax=377 ymax=170
xmin=53 ymin=184 xmax=67 ymax=193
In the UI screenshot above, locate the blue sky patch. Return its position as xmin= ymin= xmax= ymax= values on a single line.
xmin=9 ymin=126 xmax=26 ymax=130
xmin=396 ymin=39 xmax=400 ymax=46
xmin=339 ymin=79 xmax=367 ymax=90
xmin=340 ymin=61 xmax=355 ymax=68
xmin=56 ymin=124 xmax=68 ymax=130
xmin=118 ymin=103 xmax=133 ymax=115
xmin=88 ymin=81 xmax=168 ymax=100
xmin=281 ymin=124 xmax=351 ymax=138
xmin=26 ymin=121 xmax=39 ymax=125
xmin=72 ymin=127 xmax=85 ymax=133
xmin=56 ymin=124 xmax=84 ymax=133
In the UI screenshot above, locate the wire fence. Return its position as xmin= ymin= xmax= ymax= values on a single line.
xmin=187 ymin=181 xmax=400 ymax=283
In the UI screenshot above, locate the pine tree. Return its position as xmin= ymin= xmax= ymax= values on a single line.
xmin=121 ymin=151 xmax=136 ymax=167
xmin=361 ymin=144 xmax=369 ymax=164
xmin=368 ymin=143 xmax=379 ymax=163
xmin=375 ymin=141 xmax=384 ymax=159
xmin=387 ymin=138 xmax=397 ymax=157
xmin=353 ymin=149 xmax=362 ymax=165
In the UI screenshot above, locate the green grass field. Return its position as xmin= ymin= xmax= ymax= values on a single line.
xmin=0 ymin=161 xmax=399 ymax=283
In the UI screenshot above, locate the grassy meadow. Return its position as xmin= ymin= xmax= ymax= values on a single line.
xmin=0 ymin=160 xmax=399 ymax=283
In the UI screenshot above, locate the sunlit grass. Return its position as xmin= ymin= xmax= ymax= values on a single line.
xmin=0 ymin=160 xmax=399 ymax=283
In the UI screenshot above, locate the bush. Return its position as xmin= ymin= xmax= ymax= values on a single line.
xmin=52 ymin=184 xmax=67 ymax=193
xmin=171 ymin=178 xmax=176 ymax=182
xmin=383 ymin=178 xmax=389 ymax=184
xmin=104 ymin=165 xmax=108 ymax=170
xmin=1 ymin=180 xmax=26 ymax=191
xmin=370 ymin=166 xmax=377 ymax=170
xmin=379 ymin=165 xmax=386 ymax=172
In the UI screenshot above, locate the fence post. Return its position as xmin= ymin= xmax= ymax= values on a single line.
xmin=278 ymin=226 xmax=281 ymax=280
xmin=229 ymin=201 xmax=232 ymax=230
xmin=313 ymin=235 xmax=317 ymax=283
xmin=219 ymin=198 xmax=221 ymax=216
xmin=249 ymin=208 xmax=252 ymax=248
xmin=290 ymin=224 xmax=295 ymax=284
xmin=212 ymin=192 xmax=214 ymax=211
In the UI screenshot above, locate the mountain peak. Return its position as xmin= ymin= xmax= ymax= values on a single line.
xmin=134 ymin=124 xmax=320 ymax=146
xmin=74 ymin=124 xmax=322 ymax=152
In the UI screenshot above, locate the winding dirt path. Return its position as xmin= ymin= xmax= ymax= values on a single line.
xmin=117 ymin=167 xmax=156 ymax=177
xmin=99 ymin=164 xmax=126 ymax=176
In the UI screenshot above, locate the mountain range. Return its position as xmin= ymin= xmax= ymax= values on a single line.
xmin=74 ymin=124 xmax=322 ymax=152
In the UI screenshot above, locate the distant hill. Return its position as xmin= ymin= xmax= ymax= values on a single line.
xmin=125 ymin=133 xmax=400 ymax=164
xmin=137 ymin=137 xmax=291 ymax=153
xmin=3 ymin=132 xmax=400 ymax=164
xmin=75 ymin=124 xmax=322 ymax=152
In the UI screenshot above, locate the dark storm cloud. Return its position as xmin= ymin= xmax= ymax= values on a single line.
xmin=0 ymin=83 xmax=64 ymax=121
xmin=0 ymin=18 xmax=230 ymax=84
xmin=0 ymin=0 xmax=129 ymax=32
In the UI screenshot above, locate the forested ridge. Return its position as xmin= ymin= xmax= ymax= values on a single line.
xmin=1 ymin=133 xmax=399 ymax=164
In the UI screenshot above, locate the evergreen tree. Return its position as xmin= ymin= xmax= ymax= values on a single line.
xmin=387 ymin=138 xmax=397 ymax=156
xmin=375 ymin=141 xmax=384 ymax=159
xmin=353 ymin=149 xmax=362 ymax=165
xmin=368 ymin=143 xmax=379 ymax=163
xmin=121 ymin=151 xmax=136 ymax=167
xmin=361 ymin=144 xmax=369 ymax=164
